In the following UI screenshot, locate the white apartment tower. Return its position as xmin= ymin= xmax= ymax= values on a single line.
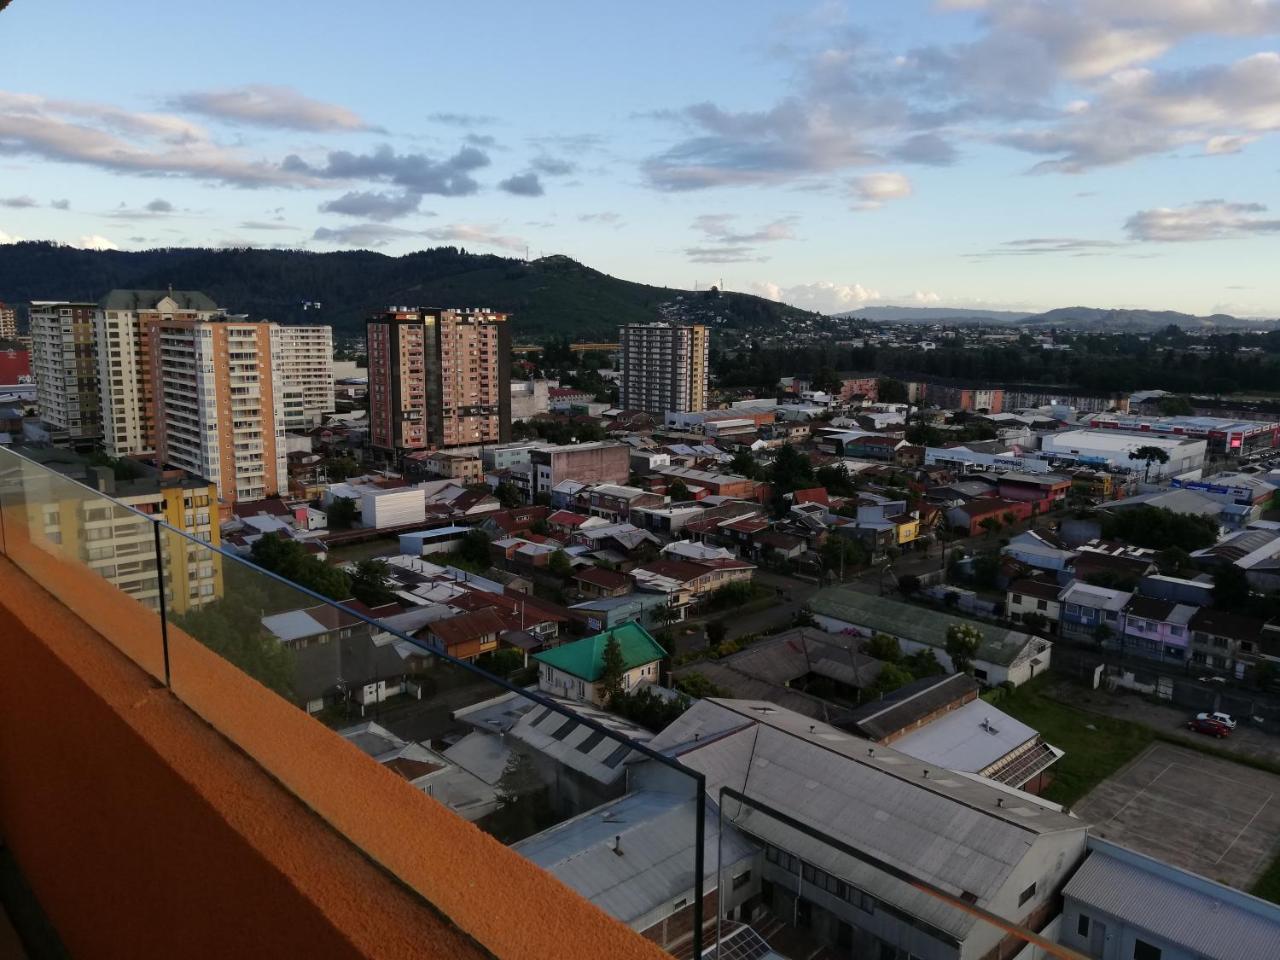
xmin=94 ymin=290 xmax=222 ymax=457
xmin=270 ymin=325 xmax=335 ymax=428
xmin=30 ymin=301 xmax=102 ymax=439
xmin=150 ymin=316 xmax=287 ymax=503
xmin=619 ymin=322 xmax=709 ymax=415
xmin=0 ymin=301 xmax=17 ymax=340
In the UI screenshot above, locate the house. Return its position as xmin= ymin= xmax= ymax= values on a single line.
xmin=844 ymin=673 xmax=977 ymax=743
xmin=1191 ymin=528 xmax=1280 ymax=592
xmin=546 ymin=509 xmax=592 ymax=539
xmin=479 ymin=506 xmax=550 ymax=540
xmin=646 ymin=699 xmax=1088 ymax=960
xmin=1002 ymin=529 xmax=1077 ymax=573
xmin=946 ymin=497 xmax=1034 ymax=536
xmin=809 ymin=587 xmax=1052 ymax=686
xmin=1058 ymin=581 xmax=1130 ymax=643
xmin=655 ymin=465 xmax=759 ymax=500
xmin=1071 ymin=470 xmax=1113 ymax=500
xmin=576 ymin=483 xmax=665 ymax=522
xmin=1188 ymin=608 xmax=1276 ymax=676
xmin=1121 ymin=596 xmax=1197 ymax=664
xmin=629 ymin=557 xmax=755 ymax=619
xmin=1006 ymin=578 xmax=1063 ymax=633
xmin=571 ymin=565 xmax=633 ymax=600
xmin=995 ymin=472 xmax=1071 ymax=507
xmin=420 ymin=607 xmax=507 ymax=662
xmin=532 ymin=622 xmax=666 ymax=705
xmin=569 ymin=521 xmax=661 ymax=556
xmin=1059 ymin=836 xmax=1280 ymax=960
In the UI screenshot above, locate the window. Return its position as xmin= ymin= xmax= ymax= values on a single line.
xmin=1018 ymin=882 xmax=1037 ymax=906
xmin=1012 ymin=593 xmax=1023 ymax=605
xmin=1037 ymin=599 xmax=1047 ymax=611
xmin=1077 ymin=914 xmax=1090 ymax=937
xmin=1065 ymin=602 xmax=1080 ymax=616
xmin=974 ymin=668 xmax=988 ymax=681
xmin=732 ymin=870 xmax=751 ymax=891
xmin=1133 ymin=940 xmax=1161 ymax=960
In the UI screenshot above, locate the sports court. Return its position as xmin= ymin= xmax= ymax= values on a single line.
xmin=1074 ymin=742 xmax=1280 ymax=890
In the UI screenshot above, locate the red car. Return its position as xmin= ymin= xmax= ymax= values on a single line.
xmin=1187 ymin=716 xmax=1232 ymax=739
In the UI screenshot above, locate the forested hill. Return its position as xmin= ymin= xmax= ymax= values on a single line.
xmin=0 ymin=242 xmax=820 ymax=339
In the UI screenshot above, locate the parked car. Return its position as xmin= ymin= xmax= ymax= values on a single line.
xmin=1196 ymin=711 xmax=1237 ymax=729
xmin=1187 ymin=717 xmax=1232 ymax=739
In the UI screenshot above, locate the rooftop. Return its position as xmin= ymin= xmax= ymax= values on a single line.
xmin=532 ymin=622 xmax=666 ymax=682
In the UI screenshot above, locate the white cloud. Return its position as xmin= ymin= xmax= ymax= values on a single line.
xmin=1124 ymin=200 xmax=1280 ymax=242
xmin=422 ymin=222 xmax=526 ymax=252
xmin=849 ymin=172 xmax=912 ymax=208
xmin=171 ymin=85 xmax=375 ymax=132
xmin=751 ymin=279 xmax=882 ymax=314
xmin=0 ymin=227 xmax=25 ymax=244
xmin=77 ymin=234 xmax=119 ymax=250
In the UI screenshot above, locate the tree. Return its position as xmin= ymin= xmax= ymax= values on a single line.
xmin=325 ymin=496 xmax=358 ymax=531
xmin=729 ymin=449 xmax=760 ymax=480
xmin=877 ymin=378 xmax=909 ymax=403
xmin=979 ymin=516 xmax=1001 ymax=539
xmin=599 ymin=636 xmax=627 ymax=705
xmin=667 ymin=478 xmax=692 ymax=501
xmin=706 ymin=619 xmax=727 ymax=651
xmin=868 ymin=663 xmax=914 ymax=698
xmin=945 ymin=623 xmax=983 ymax=676
xmin=349 ymin=559 xmax=397 ymax=607
xmin=611 ymin=688 xmax=690 ymax=732
xmin=675 ymin=671 xmax=726 ymax=698
xmin=250 ymin=533 xmax=352 ymax=601
xmin=491 ymin=751 xmax=554 ymax=843
xmin=548 ymin=549 xmax=572 ymax=580
xmin=322 ymin=456 xmax=361 ymax=482
xmin=1157 ymin=395 xmax=1194 ymax=416
xmin=457 ymin=529 xmax=493 ymax=568
xmin=1128 ymin=445 xmax=1171 ymax=483
xmin=173 ymin=591 xmax=296 ymax=699
xmin=495 ymin=482 xmax=523 ymax=508
xmin=810 ymin=366 xmax=841 ymax=394
xmin=1020 ymin=611 xmax=1050 ymax=636
xmin=1100 ymin=506 xmax=1219 ymax=552
xmin=864 ymin=633 xmax=902 ymax=662
xmin=1001 ymin=511 xmax=1018 ymax=529
xmin=897 ymin=573 xmax=921 ymax=596
xmin=820 ymin=535 xmax=867 ymax=578
xmin=1212 ymin=563 xmax=1251 ymax=610
xmin=903 ymin=648 xmax=945 ymax=678
xmin=1156 ymin=547 xmax=1192 ymax=577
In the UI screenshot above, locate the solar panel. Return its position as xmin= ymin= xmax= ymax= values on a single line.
xmin=551 ymin=718 xmax=578 ymax=740
xmin=576 ymin=730 xmax=607 ymax=753
xmin=602 ymin=743 xmax=631 ymax=768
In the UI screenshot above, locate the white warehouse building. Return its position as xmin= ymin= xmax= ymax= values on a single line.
xmin=1038 ymin=430 xmax=1205 ymax=479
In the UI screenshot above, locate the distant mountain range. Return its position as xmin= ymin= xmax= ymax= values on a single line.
xmin=0 ymin=242 xmax=819 ymax=339
xmin=846 ymin=304 xmax=1278 ymax=330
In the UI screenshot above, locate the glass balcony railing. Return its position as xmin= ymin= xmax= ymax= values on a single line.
xmin=0 ymin=445 xmax=708 ymax=957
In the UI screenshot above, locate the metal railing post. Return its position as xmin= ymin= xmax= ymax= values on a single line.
xmin=153 ymin=519 xmax=171 ymax=687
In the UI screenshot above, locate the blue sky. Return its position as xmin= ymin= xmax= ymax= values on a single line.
xmin=2 ymin=0 xmax=1279 ymax=316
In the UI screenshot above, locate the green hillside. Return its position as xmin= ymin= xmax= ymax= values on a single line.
xmin=0 ymin=242 xmax=819 ymax=339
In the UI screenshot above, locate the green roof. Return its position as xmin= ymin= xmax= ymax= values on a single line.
xmin=532 ymin=622 xmax=666 ymax=682
xmin=808 ymin=587 xmax=1040 ymax=667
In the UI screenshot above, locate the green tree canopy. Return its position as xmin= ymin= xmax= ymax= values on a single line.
xmin=326 ymin=496 xmax=357 ymax=531
xmin=945 ymin=623 xmax=983 ymax=676
xmin=599 ymin=636 xmax=627 ymax=704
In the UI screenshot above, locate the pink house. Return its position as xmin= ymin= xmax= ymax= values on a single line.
xmin=1122 ymin=596 xmax=1197 ymax=664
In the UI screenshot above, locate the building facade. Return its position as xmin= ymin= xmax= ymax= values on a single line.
xmin=94 ymin=290 xmax=223 ymax=457
xmin=0 ymin=300 xmax=16 ymax=340
xmin=619 ymin=322 xmax=709 ymax=415
xmin=530 ymin=442 xmax=631 ymax=497
xmin=149 ymin=315 xmax=287 ymax=503
xmin=270 ymin=325 xmax=335 ymax=428
xmin=367 ymin=307 xmax=512 ymax=454
xmin=30 ymin=301 xmax=101 ymax=440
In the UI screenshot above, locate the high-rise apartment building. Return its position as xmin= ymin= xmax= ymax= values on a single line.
xmin=95 ymin=290 xmax=222 ymax=457
xmin=619 ymin=322 xmax=709 ymax=415
xmin=149 ymin=315 xmax=287 ymax=503
xmin=367 ymin=307 xmax=511 ymax=454
xmin=30 ymin=300 xmax=102 ymax=439
xmin=271 ymin=325 xmax=335 ymax=428
xmin=0 ymin=301 xmax=17 ymax=340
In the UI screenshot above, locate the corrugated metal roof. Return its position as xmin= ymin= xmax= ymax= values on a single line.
xmin=1064 ymin=843 xmax=1280 ymax=960
xmin=891 ymin=700 xmax=1038 ymax=774
xmin=651 ymin=699 xmax=1084 ymax=940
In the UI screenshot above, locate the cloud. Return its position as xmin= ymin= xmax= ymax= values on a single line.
xmin=282 ymin=144 xmax=490 ymax=196
xmin=968 ymin=236 xmax=1126 ymax=257
xmin=77 ymin=234 xmax=119 ymax=250
xmin=693 ymin=214 xmax=799 ymax=244
xmin=428 ymin=112 xmax=496 ymax=127
xmin=849 ymin=172 xmax=912 ymax=208
xmin=578 ymin=211 xmax=623 ymax=225
xmin=1124 ymin=200 xmax=1280 ymax=242
xmin=464 ymin=133 xmax=498 ymax=148
xmin=171 ymin=85 xmax=375 ymax=132
xmin=888 ymin=133 xmax=958 ymax=166
xmin=0 ymin=195 xmax=36 ymax=208
xmin=530 ymin=155 xmax=575 ymax=176
xmin=50 ymin=198 xmax=70 ymax=210
xmin=498 ymin=172 xmax=544 ymax=196
xmin=238 ymin=220 xmax=297 ymax=231
xmin=0 ymin=91 xmax=312 ymax=187
xmin=0 ymin=228 xmax=25 ymax=244
xmin=422 ymin=223 xmax=526 ymax=252
xmin=319 ymin=189 xmax=422 ymax=221
xmin=751 ymin=279 xmax=882 ymax=313
xmin=312 ymin=223 xmax=424 ymax=248
xmin=685 ymin=246 xmax=768 ymax=263
xmin=145 ymin=198 xmax=173 ymax=213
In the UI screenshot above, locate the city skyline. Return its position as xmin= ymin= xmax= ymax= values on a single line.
xmin=2 ymin=1 xmax=1279 ymax=317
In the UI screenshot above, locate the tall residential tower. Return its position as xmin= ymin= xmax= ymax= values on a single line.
xmin=30 ymin=301 xmax=101 ymax=440
xmin=367 ymin=307 xmax=511 ymax=455
xmin=619 ymin=322 xmax=709 ymax=416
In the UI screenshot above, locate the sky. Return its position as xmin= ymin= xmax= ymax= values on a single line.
xmin=1 ymin=0 xmax=1279 ymax=317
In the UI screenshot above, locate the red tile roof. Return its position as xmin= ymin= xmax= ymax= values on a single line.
xmin=427 ymin=608 xmax=506 ymax=647
xmin=792 ymin=487 xmax=829 ymax=506
xmin=547 ymin=510 xmax=588 ymax=527
xmin=572 ymin=566 xmax=632 ymax=591
xmin=631 ymin=559 xmax=710 ymax=583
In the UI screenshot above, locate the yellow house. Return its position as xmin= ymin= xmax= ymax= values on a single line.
xmin=889 ymin=512 xmax=920 ymax=545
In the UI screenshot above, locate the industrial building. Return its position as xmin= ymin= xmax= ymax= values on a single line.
xmin=1038 ymin=430 xmax=1206 ymax=479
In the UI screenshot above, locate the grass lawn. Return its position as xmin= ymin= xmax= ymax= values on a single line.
xmin=995 ymin=676 xmax=1155 ymax=809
